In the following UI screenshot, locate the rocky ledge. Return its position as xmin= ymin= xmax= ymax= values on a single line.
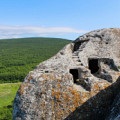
xmin=13 ymin=28 xmax=120 ymax=120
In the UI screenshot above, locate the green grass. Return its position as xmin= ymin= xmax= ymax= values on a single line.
xmin=0 ymin=37 xmax=71 ymax=83
xmin=0 ymin=83 xmax=21 ymax=120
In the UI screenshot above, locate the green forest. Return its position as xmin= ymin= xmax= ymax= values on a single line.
xmin=0 ymin=37 xmax=71 ymax=83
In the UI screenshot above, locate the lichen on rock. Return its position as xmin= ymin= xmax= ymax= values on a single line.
xmin=13 ymin=28 xmax=120 ymax=120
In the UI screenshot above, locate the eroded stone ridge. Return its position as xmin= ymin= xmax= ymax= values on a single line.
xmin=13 ymin=28 xmax=120 ymax=120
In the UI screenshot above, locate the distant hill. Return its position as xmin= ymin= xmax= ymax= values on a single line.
xmin=0 ymin=37 xmax=71 ymax=83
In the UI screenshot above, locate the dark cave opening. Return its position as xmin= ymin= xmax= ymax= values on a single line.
xmin=73 ymin=42 xmax=81 ymax=51
xmin=70 ymin=69 xmax=79 ymax=83
xmin=89 ymin=59 xmax=99 ymax=74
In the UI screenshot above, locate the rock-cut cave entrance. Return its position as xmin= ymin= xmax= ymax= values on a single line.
xmin=70 ymin=69 xmax=79 ymax=83
xmin=88 ymin=59 xmax=99 ymax=74
xmin=73 ymin=43 xmax=81 ymax=51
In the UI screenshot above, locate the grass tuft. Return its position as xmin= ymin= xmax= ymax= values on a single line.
xmin=0 ymin=83 xmax=21 ymax=120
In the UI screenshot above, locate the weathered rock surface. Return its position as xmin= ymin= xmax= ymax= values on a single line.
xmin=106 ymin=84 xmax=120 ymax=120
xmin=13 ymin=28 xmax=120 ymax=120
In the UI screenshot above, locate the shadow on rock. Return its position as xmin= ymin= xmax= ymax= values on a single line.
xmin=65 ymin=76 xmax=120 ymax=120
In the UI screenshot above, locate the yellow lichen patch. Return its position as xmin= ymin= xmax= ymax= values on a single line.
xmin=27 ymin=75 xmax=33 ymax=81
xmin=55 ymin=108 xmax=65 ymax=120
xmin=41 ymin=74 xmax=48 ymax=80
xmin=80 ymin=92 xmax=90 ymax=104
xmin=51 ymin=87 xmax=94 ymax=119
xmin=52 ymin=89 xmax=61 ymax=100
xmin=90 ymin=91 xmax=97 ymax=97
xmin=115 ymin=72 xmax=120 ymax=76
xmin=41 ymin=74 xmax=55 ymax=80
xmin=51 ymin=91 xmax=64 ymax=119
xmin=69 ymin=106 xmax=76 ymax=112
xmin=40 ymin=101 xmax=46 ymax=109
xmin=69 ymin=88 xmax=82 ymax=108
xmin=51 ymin=100 xmax=55 ymax=110
xmin=62 ymin=92 xmax=71 ymax=102
xmin=57 ymin=83 xmax=61 ymax=89
xmin=49 ymin=74 xmax=56 ymax=80
xmin=57 ymin=79 xmax=62 ymax=82
xmin=90 ymin=82 xmax=110 ymax=97
xmin=19 ymin=83 xmax=29 ymax=95
xmin=98 ymin=82 xmax=111 ymax=90
xmin=91 ymin=83 xmax=101 ymax=93
xmin=111 ymin=29 xmax=120 ymax=37
xmin=52 ymin=88 xmax=75 ymax=118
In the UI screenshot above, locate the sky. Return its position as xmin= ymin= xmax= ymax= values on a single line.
xmin=0 ymin=0 xmax=120 ymax=40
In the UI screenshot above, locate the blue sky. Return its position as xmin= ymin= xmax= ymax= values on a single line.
xmin=0 ymin=0 xmax=120 ymax=40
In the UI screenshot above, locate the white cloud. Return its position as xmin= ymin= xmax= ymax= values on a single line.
xmin=0 ymin=25 xmax=87 ymax=39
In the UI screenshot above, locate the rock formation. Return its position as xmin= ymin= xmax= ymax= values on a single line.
xmin=13 ymin=28 xmax=120 ymax=120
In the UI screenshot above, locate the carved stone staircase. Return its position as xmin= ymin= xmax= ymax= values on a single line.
xmin=72 ymin=48 xmax=83 ymax=66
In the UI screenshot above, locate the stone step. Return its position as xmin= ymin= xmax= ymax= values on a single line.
xmin=76 ymin=60 xmax=81 ymax=62
xmin=78 ymin=49 xmax=83 ymax=51
xmin=73 ymin=52 xmax=78 ymax=54
xmin=72 ymin=53 xmax=77 ymax=55
xmin=73 ymin=53 xmax=78 ymax=55
xmin=75 ymin=60 xmax=80 ymax=62
xmin=73 ymin=53 xmax=78 ymax=56
xmin=75 ymin=62 xmax=81 ymax=65
xmin=73 ymin=60 xmax=80 ymax=62
xmin=76 ymin=64 xmax=81 ymax=66
xmin=74 ymin=51 xmax=79 ymax=53
xmin=73 ymin=57 xmax=79 ymax=60
xmin=72 ymin=56 xmax=79 ymax=58
xmin=73 ymin=55 xmax=78 ymax=57
xmin=72 ymin=55 xmax=77 ymax=57
xmin=73 ymin=59 xmax=80 ymax=61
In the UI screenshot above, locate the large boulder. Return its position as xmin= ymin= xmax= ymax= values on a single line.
xmin=13 ymin=28 xmax=120 ymax=120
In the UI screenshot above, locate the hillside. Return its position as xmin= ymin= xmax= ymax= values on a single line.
xmin=0 ymin=37 xmax=71 ymax=83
